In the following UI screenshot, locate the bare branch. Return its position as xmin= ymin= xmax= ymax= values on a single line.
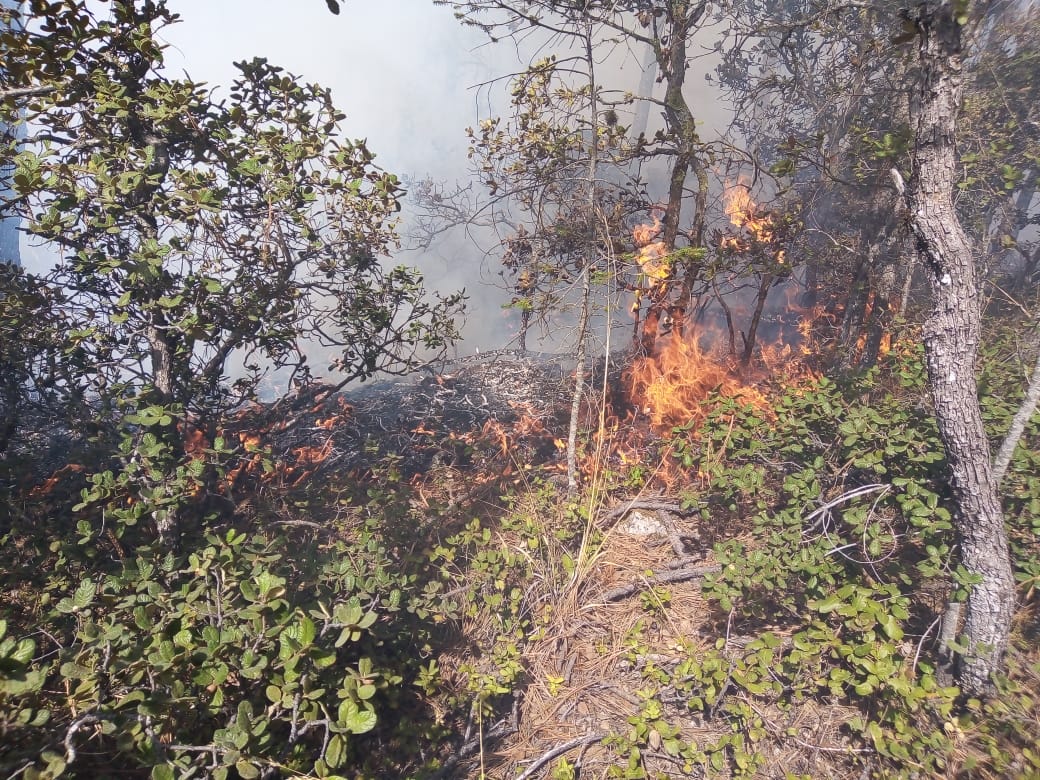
xmin=0 ymin=84 xmax=57 ymax=101
xmin=992 ymin=340 xmax=1040 ymax=483
xmin=514 ymin=733 xmax=607 ymax=780
xmin=600 ymin=563 xmax=721 ymax=602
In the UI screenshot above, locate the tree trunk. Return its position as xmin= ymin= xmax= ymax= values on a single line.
xmin=145 ymin=321 xmax=184 ymax=549
xmin=741 ymin=273 xmax=773 ymax=368
xmin=640 ymin=1 xmax=708 ymax=349
xmin=566 ymin=25 xmax=599 ymax=493
xmin=904 ymin=3 xmax=1015 ymax=696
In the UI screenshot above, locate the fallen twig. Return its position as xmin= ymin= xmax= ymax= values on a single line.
xmin=599 ymin=498 xmax=691 ymax=526
xmin=600 ymin=564 xmax=721 ymax=602
xmin=64 ymin=715 xmax=102 ymax=764
xmin=514 ymin=733 xmax=607 ymax=780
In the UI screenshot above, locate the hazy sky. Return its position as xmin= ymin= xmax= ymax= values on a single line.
xmin=20 ymin=2 xmax=731 ymax=353
xmin=162 ymin=2 xmax=501 ymax=180
xmin=162 ymin=1 xmax=530 ymax=350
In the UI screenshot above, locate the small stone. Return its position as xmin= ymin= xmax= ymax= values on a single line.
xmin=618 ymin=510 xmax=668 ymax=537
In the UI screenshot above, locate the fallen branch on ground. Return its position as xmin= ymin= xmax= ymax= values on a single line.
xmin=515 ymin=732 xmax=607 ymax=780
xmin=599 ymin=498 xmax=692 ymax=526
xmin=601 ymin=563 xmax=721 ymax=602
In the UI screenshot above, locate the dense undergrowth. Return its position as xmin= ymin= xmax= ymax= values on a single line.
xmin=2 ymin=326 xmax=1040 ymax=779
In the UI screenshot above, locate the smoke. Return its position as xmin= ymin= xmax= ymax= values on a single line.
xmin=158 ymin=3 xmax=738 ymax=358
xmin=161 ymin=1 xmax=525 ymax=355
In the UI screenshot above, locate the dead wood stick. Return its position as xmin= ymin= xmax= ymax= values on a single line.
xmin=663 ymin=555 xmax=708 ymax=570
xmin=601 ymin=564 xmax=721 ymax=602
xmin=514 ymin=733 xmax=607 ymax=780
xmin=993 ymin=339 xmax=1040 ymax=483
xmin=599 ymin=498 xmax=691 ymax=525
xmin=427 ymin=711 xmax=518 ymax=780
xmin=270 ymin=519 xmax=325 ymax=530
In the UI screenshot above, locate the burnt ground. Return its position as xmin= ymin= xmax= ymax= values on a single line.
xmin=233 ymin=349 xmax=599 ymax=487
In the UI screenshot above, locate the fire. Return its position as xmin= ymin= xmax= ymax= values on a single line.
xmin=625 ymin=333 xmax=769 ymax=431
xmin=720 ymin=180 xmax=785 ymax=265
xmin=632 ymin=214 xmax=671 ymax=291
xmin=632 ymin=215 xmax=661 ymax=246
xmin=724 ymin=181 xmax=776 ymax=243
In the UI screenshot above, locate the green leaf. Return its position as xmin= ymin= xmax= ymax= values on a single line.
xmin=335 ymin=627 xmax=357 ymax=648
xmin=811 ymin=594 xmax=843 ymax=613
xmin=158 ymin=641 xmax=177 ymax=663
xmin=235 ymin=760 xmax=260 ymax=779
xmin=879 ymin=613 xmax=904 ymax=641
xmin=72 ymin=579 xmax=97 ymax=609
xmin=292 ymin=615 xmax=317 ymax=648
xmin=11 ymin=638 xmax=36 ymax=665
xmin=59 ymin=662 xmax=94 ymax=680
xmin=151 ymin=765 xmax=175 ymax=780
xmin=345 ymin=707 xmax=377 ymax=734
xmin=356 ymin=684 xmax=376 ymax=701
xmin=326 ymin=734 xmax=346 ymax=769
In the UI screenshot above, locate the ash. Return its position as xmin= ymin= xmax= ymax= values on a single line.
xmin=248 ymin=350 xmax=579 ymax=479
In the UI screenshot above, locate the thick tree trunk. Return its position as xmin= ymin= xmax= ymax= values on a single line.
xmin=904 ymin=3 xmax=1015 ymax=696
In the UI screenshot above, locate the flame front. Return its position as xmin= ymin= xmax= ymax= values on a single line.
xmin=626 ymin=334 xmax=768 ymax=431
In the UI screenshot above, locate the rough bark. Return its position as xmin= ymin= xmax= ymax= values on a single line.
xmin=638 ymin=1 xmax=709 ymax=352
xmin=658 ymin=5 xmax=697 ymax=252
xmin=903 ymin=3 xmax=1016 ymax=696
xmin=741 ymin=273 xmax=774 ymax=368
xmin=144 ymin=322 xmax=184 ymax=548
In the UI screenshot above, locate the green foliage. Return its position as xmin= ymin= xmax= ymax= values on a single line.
xmin=0 ymin=264 xmax=90 ymax=462
xmin=1 ymin=0 xmax=461 ymax=452
xmin=0 ymin=618 xmax=50 ymax=766
xmin=0 ymin=6 xmax=467 ymax=775
xmin=1 ymin=480 xmax=460 ymax=778
xmin=602 ymin=340 xmax=1040 ymax=778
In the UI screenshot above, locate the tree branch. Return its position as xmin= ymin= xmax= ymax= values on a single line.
xmin=600 ymin=563 xmax=721 ymax=603
xmin=992 ymin=339 xmax=1040 ymax=483
xmin=0 ymin=84 xmax=57 ymax=101
xmin=514 ymin=733 xmax=606 ymax=780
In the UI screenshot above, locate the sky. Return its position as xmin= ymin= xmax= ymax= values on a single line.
xmin=162 ymin=2 xmax=502 ymax=182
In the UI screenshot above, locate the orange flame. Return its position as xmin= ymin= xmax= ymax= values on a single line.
xmin=721 ymin=181 xmax=783 ymax=262
xmin=626 ymin=333 xmax=769 ymax=431
xmin=632 ymin=215 xmax=661 ymax=246
xmin=632 ymin=215 xmax=671 ymax=289
xmin=724 ymin=182 xmax=775 ymax=242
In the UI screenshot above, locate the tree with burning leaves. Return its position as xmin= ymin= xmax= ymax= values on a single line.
xmin=0 ymin=0 xmax=462 ymax=546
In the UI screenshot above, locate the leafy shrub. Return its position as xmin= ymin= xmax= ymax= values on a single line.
xmin=1 ymin=514 xmax=449 ymax=779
